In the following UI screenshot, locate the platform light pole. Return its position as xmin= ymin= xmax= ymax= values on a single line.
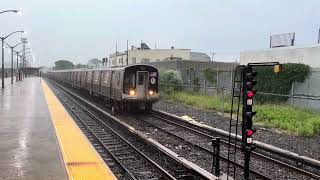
xmin=17 ymin=47 xmax=30 ymax=80
xmin=14 ymin=51 xmax=21 ymax=81
xmin=23 ymin=52 xmax=32 ymax=67
xmin=1 ymin=31 xmax=25 ymax=88
xmin=6 ymin=42 xmax=23 ymax=84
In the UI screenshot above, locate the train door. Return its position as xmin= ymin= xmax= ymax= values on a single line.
xmin=136 ymin=71 xmax=148 ymax=99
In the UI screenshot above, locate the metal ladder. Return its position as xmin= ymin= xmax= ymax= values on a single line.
xmin=226 ymin=66 xmax=243 ymax=180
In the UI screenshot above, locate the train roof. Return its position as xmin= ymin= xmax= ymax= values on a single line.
xmin=49 ymin=64 xmax=157 ymax=73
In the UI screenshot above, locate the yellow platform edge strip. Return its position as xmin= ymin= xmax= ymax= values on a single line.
xmin=41 ymin=80 xmax=117 ymax=180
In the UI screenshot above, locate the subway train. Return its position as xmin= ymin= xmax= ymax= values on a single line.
xmin=47 ymin=64 xmax=159 ymax=114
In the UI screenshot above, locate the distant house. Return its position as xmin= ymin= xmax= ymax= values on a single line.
xmin=109 ymin=42 xmax=211 ymax=66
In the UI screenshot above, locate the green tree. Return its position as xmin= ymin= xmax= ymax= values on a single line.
xmin=75 ymin=63 xmax=87 ymax=68
xmin=159 ymin=69 xmax=182 ymax=94
xmin=87 ymin=58 xmax=102 ymax=67
xmin=254 ymin=63 xmax=310 ymax=103
xmin=53 ymin=60 xmax=74 ymax=70
xmin=203 ymin=68 xmax=217 ymax=85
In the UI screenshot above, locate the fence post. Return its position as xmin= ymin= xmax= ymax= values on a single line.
xmin=221 ymin=88 xmax=224 ymax=114
xmin=204 ymin=79 xmax=207 ymax=95
xmin=230 ymin=69 xmax=233 ymax=90
xmin=216 ymin=69 xmax=219 ymax=94
xmin=290 ymin=82 xmax=294 ymax=106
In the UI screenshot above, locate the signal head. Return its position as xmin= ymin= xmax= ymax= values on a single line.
xmin=246 ymin=111 xmax=256 ymax=118
xmin=246 ymin=80 xmax=257 ymax=89
xmin=246 ymin=71 xmax=257 ymax=81
xmin=247 ymin=91 xmax=254 ymax=98
xmin=246 ymin=129 xmax=253 ymax=136
xmin=247 ymin=89 xmax=257 ymax=98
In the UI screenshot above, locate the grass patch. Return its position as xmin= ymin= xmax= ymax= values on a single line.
xmin=163 ymin=91 xmax=320 ymax=137
xmin=163 ymin=91 xmax=232 ymax=112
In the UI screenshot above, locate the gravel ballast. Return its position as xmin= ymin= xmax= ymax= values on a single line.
xmin=154 ymin=100 xmax=320 ymax=161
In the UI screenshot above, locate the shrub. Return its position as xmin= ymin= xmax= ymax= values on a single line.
xmin=254 ymin=63 xmax=310 ymax=103
xmin=159 ymin=69 xmax=182 ymax=94
xmin=193 ymin=77 xmax=201 ymax=92
xmin=203 ymin=68 xmax=217 ymax=85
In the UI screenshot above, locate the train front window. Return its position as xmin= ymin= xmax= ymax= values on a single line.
xmin=123 ymin=73 xmax=135 ymax=93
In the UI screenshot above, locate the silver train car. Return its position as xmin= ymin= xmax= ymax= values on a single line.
xmin=48 ymin=64 xmax=159 ymax=113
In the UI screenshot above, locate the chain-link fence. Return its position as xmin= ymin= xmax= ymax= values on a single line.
xmin=159 ymin=67 xmax=320 ymax=136
xmin=160 ymin=67 xmax=320 ymax=112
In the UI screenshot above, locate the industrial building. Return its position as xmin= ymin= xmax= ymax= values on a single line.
xmin=109 ymin=42 xmax=211 ymax=66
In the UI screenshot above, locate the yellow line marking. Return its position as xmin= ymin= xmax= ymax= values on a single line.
xmin=41 ymin=80 xmax=117 ymax=180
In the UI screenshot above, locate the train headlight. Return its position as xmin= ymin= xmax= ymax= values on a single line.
xmin=129 ymin=90 xmax=135 ymax=95
xmin=149 ymin=90 xmax=154 ymax=95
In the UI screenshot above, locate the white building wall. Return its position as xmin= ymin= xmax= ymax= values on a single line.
xmin=129 ymin=49 xmax=190 ymax=64
xmin=240 ymin=44 xmax=320 ymax=68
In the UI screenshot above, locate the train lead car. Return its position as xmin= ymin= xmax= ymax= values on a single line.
xmin=48 ymin=64 xmax=159 ymax=114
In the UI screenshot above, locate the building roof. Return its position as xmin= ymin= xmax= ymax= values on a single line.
xmin=190 ymin=52 xmax=211 ymax=61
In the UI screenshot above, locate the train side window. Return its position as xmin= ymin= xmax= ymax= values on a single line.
xmin=138 ymin=73 xmax=144 ymax=85
xmin=104 ymin=72 xmax=109 ymax=84
xmin=94 ymin=72 xmax=99 ymax=82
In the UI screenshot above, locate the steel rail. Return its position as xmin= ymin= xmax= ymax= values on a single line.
xmin=135 ymin=115 xmax=270 ymax=180
xmin=49 ymin=81 xmax=176 ymax=180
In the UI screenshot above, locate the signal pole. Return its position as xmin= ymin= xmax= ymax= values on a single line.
xmin=242 ymin=65 xmax=257 ymax=179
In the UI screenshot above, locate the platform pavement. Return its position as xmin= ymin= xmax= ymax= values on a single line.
xmin=0 ymin=77 xmax=67 ymax=179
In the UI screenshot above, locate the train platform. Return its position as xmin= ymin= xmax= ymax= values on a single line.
xmin=0 ymin=77 xmax=116 ymax=180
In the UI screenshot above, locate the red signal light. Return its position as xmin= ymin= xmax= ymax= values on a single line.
xmin=247 ymin=130 xmax=253 ymax=136
xmin=247 ymin=91 xmax=254 ymax=98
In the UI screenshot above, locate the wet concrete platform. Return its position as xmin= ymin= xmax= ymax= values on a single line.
xmin=0 ymin=77 xmax=67 ymax=180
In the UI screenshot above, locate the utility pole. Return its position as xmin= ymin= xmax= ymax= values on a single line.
xmin=211 ymin=52 xmax=216 ymax=61
xmin=126 ymin=40 xmax=129 ymax=66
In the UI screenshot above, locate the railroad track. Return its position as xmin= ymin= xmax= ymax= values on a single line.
xmin=48 ymin=80 xmax=218 ymax=180
xmin=47 ymin=80 xmax=320 ymax=179
xmin=118 ymin=112 xmax=268 ymax=179
xmin=146 ymin=109 xmax=320 ymax=180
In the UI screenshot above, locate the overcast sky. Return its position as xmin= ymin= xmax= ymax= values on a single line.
xmin=1 ymin=0 xmax=319 ymax=66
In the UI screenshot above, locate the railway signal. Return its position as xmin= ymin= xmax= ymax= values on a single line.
xmin=241 ymin=65 xmax=258 ymax=179
xmin=242 ymin=65 xmax=257 ymax=146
